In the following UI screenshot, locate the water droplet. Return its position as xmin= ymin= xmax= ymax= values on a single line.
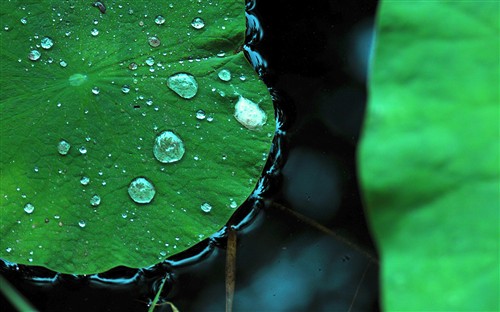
xmin=234 ymin=96 xmax=267 ymax=130
xmin=128 ymin=177 xmax=156 ymax=204
xmin=91 ymin=87 xmax=100 ymax=95
xmin=121 ymin=212 xmax=128 ymax=219
xmin=57 ymin=140 xmax=71 ymax=155
xmin=218 ymin=69 xmax=231 ymax=81
xmin=121 ymin=85 xmax=130 ymax=94
xmin=128 ymin=62 xmax=138 ymax=70
xmin=40 ymin=36 xmax=54 ymax=49
xmin=59 ymin=60 xmax=68 ymax=68
xmin=90 ymin=194 xmax=101 ymax=207
xmin=155 ymin=15 xmax=166 ymax=25
xmin=148 ymin=36 xmax=161 ymax=47
xmin=239 ymin=75 xmax=246 ymax=81
xmin=69 ymin=73 xmax=87 ymax=86
xmin=153 ymin=130 xmax=185 ymax=163
xmin=206 ymin=114 xmax=214 ymax=122
xmin=78 ymin=220 xmax=86 ymax=228
xmin=28 ymin=50 xmax=41 ymax=61
xmin=6 ymin=247 xmax=12 ymax=253
xmin=166 ymin=73 xmax=198 ymax=99
xmin=80 ymin=176 xmax=90 ymax=186
xmin=91 ymin=28 xmax=99 ymax=36
xmin=230 ymin=199 xmax=238 ymax=209
xmin=24 ymin=203 xmax=35 ymax=214
xmin=20 ymin=17 xmax=28 ymax=25
xmin=145 ymin=57 xmax=155 ymax=66
xmin=200 ymin=202 xmax=212 ymax=213
xmin=195 ymin=109 xmax=206 ymax=120
xmin=191 ymin=17 xmax=205 ymax=29
xmin=79 ymin=146 xmax=87 ymax=155
xmin=159 ymin=250 xmax=167 ymax=257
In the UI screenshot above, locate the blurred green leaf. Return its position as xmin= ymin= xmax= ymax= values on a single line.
xmin=0 ymin=0 xmax=274 ymax=274
xmin=359 ymin=1 xmax=499 ymax=310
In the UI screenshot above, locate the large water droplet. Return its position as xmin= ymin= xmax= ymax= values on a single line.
xmin=90 ymin=194 xmax=101 ymax=207
xmin=28 ymin=50 xmax=41 ymax=61
xmin=128 ymin=177 xmax=156 ymax=204
xmin=24 ymin=203 xmax=35 ymax=214
xmin=166 ymin=73 xmax=198 ymax=99
xmin=191 ymin=17 xmax=205 ymax=29
xmin=40 ymin=36 xmax=54 ymax=49
xmin=234 ymin=96 xmax=267 ymax=130
xmin=153 ymin=130 xmax=185 ymax=163
xmin=218 ymin=69 xmax=231 ymax=82
xmin=155 ymin=15 xmax=166 ymax=25
xmin=200 ymin=202 xmax=212 ymax=213
xmin=57 ymin=140 xmax=71 ymax=155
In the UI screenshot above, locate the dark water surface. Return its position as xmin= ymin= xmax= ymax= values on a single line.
xmin=1 ymin=1 xmax=380 ymax=311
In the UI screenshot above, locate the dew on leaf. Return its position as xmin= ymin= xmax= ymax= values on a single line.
xmin=148 ymin=36 xmax=161 ymax=47
xmin=155 ymin=15 xmax=166 ymax=25
xmin=91 ymin=87 xmax=100 ymax=95
xmin=121 ymin=85 xmax=130 ymax=94
xmin=20 ymin=17 xmax=27 ymax=25
xmin=79 ymin=146 xmax=87 ymax=155
xmin=145 ymin=57 xmax=155 ymax=66
xmin=24 ymin=203 xmax=34 ymax=214
xmin=191 ymin=17 xmax=205 ymax=29
xmin=234 ymin=96 xmax=267 ymax=130
xmin=57 ymin=140 xmax=71 ymax=155
xmin=80 ymin=176 xmax=90 ymax=186
xmin=229 ymin=200 xmax=238 ymax=209
xmin=91 ymin=28 xmax=99 ymax=36
xmin=59 ymin=60 xmax=68 ymax=68
xmin=218 ymin=69 xmax=231 ymax=81
xmin=195 ymin=109 xmax=206 ymax=120
xmin=28 ymin=50 xmax=41 ymax=61
xmin=166 ymin=73 xmax=198 ymax=99
xmin=128 ymin=177 xmax=156 ymax=204
xmin=200 ymin=202 xmax=212 ymax=213
xmin=90 ymin=194 xmax=101 ymax=207
xmin=128 ymin=62 xmax=138 ymax=70
xmin=78 ymin=220 xmax=86 ymax=228
xmin=40 ymin=37 xmax=54 ymax=49
xmin=153 ymin=130 xmax=185 ymax=163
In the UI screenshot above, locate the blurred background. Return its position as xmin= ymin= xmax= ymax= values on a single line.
xmin=1 ymin=1 xmax=380 ymax=311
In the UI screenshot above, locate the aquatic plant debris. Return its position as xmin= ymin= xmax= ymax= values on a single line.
xmin=0 ymin=0 xmax=275 ymax=274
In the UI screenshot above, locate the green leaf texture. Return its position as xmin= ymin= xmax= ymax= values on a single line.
xmin=359 ymin=1 xmax=499 ymax=311
xmin=0 ymin=1 xmax=274 ymax=274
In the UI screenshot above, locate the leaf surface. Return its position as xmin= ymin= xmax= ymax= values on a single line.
xmin=359 ymin=1 xmax=499 ymax=310
xmin=0 ymin=0 xmax=274 ymax=274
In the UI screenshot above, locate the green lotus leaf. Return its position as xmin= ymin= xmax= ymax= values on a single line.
xmin=0 ymin=0 xmax=274 ymax=274
xmin=359 ymin=1 xmax=499 ymax=310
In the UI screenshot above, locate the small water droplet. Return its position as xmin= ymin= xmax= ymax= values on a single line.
xmin=148 ymin=36 xmax=161 ymax=47
xmin=153 ymin=130 xmax=185 ymax=163
xmin=206 ymin=114 xmax=214 ymax=122
xmin=90 ymin=194 xmax=101 ymax=207
xmin=195 ymin=109 xmax=206 ymax=120
xmin=121 ymin=85 xmax=130 ymax=94
xmin=128 ymin=62 xmax=138 ymax=70
xmin=159 ymin=250 xmax=167 ymax=257
xmin=80 ymin=176 xmax=90 ymax=186
xmin=239 ymin=74 xmax=246 ymax=81
xmin=57 ymin=140 xmax=71 ymax=155
xmin=217 ymin=69 xmax=231 ymax=81
xmin=166 ymin=73 xmax=198 ymax=99
xmin=217 ymin=51 xmax=226 ymax=57
xmin=234 ymin=96 xmax=267 ymax=129
xmin=191 ymin=17 xmax=205 ymax=29
xmin=5 ymin=247 xmax=12 ymax=253
xmin=28 ymin=50 xmax=41 ymax=61
xmin=200 ymin=202 xmax=212 ymax=213
xmin=90 ymin=28 xmax=99 ymax=36
xmin=59 ymin=60 xmax=68 ymax=68
xmin=230 ymin=200 xmax=238 ymax=209
xmin=79 ymin=146 xmax=87 ymax=155
xmin=40 ymin=36 xmax=54 ymax=49
xmin=78 ymin=220 xmax=86 ymax=228
xmin=128 ymin=177 xmax=156 ymax=204
xmin=121 ymin=212 xmax=128 ymax=219
xmin=20 ymin=17 xmax=28 ymax=25
xmin=145 ymin=57 xmax=155 ymax=66
xmin=91 ymin=87 xmax=100 ymax=95
xmin=24 ymin=203 xmax=35 ymax=214
xmin=155 ymin=15 xmax=166 ymax=25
